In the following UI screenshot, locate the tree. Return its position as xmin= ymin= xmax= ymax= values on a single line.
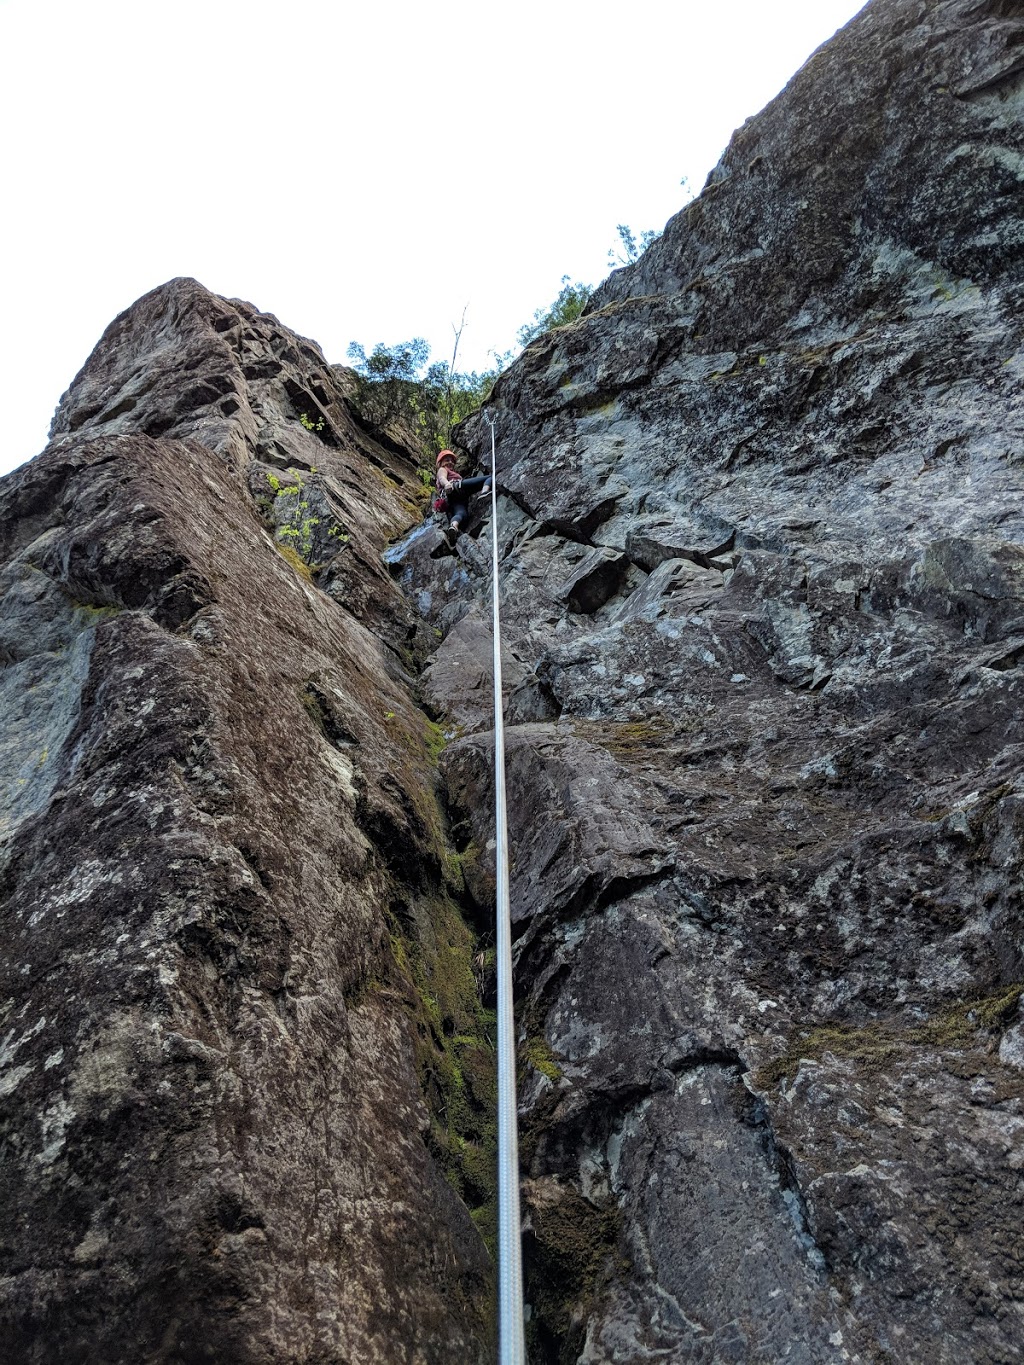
xmin=345 ymin=214 xmax=665 ymax=457
xmin=516 ymin=276 xmax=592 ymax=348
xmin=414 ymin=361 xmax=493 ymax=455
xmin=607 ymin=223 xmax=661 ymax=269
xmin=346 ymin=325 xmax=503 ymax=459
xmin=345 ymin=337 xmax=430 ymax=435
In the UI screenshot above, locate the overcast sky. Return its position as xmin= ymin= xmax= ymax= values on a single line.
xmin=0 ymin=0 xmax=866 ymax=476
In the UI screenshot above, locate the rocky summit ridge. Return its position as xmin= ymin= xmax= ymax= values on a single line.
xmin=3 ymin=0 xmax=1024 ymax=1361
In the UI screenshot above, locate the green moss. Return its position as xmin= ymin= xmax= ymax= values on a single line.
xmin=470 ymin=1200 xmax=497 ymax=1252
xmin=439 ymin=839 xmax=490 ymax=901
xmin=367 ymin=465 xmax=400 ymax=490
xmin=74 ymin=602 xmax=121 ymax=621
xmin=275 ymin=541 xmax=314 ymax=582
xmin=533 ymin=1189 xmax=619 ymax=1294
xmin=388 ymin=932 xmax=410 ymax=978
xmin=53 ymin=592 xmax=123 ymax=623
xmin=756 ymin=983 xmax=1024 ymax=1088
xmin=526 ymin=1184 xmax=622 ymax=1358
xmin=522 ymin=1036 xmax=563 ymax=1083
xmin=364 ymin=698 xmax=500 ymax=1265
xmin=424 ymin=718 xmax=449 ymax=766
xmin=341 ymin=972 xmax=382 ymax=1010
xmin=387 ymin=892 xmax=499 ymax=1255
xmin=442 ymin=846 xmax=469 ymax=900
xmin=575 ymin=715 xmax=673 ymax=758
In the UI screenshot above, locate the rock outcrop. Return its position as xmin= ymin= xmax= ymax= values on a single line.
xmin=4 ymin=0 xmax=1024 ymax=1361
xmin=399 ymin=0 xmax=1024 ymax=1359
xmin=0 ymin=282 xmax=495 ymax=1363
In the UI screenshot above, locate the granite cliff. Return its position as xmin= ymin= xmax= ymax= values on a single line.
xmin=3 ymin=0 xmax=1024 ymax=1361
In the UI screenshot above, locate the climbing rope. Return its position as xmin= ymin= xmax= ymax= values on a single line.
xmin=483 ymin=411 xmax=526 ymax=1365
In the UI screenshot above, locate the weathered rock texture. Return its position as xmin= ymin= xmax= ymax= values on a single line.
xmin=6 ymin=0 xmax=1024 ymax=1361
xmin=395 ymin=0 xmax=1024 ymax=1360
xmin=0 ymin=281 xmax=497 ymax=1363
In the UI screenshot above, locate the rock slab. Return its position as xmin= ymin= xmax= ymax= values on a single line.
xmin=0 ymin=281 xmax=493 ymax=1364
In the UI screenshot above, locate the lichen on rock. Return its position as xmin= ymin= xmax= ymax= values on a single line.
xmin=392 ymin=0 xmax=1024 ymax=1358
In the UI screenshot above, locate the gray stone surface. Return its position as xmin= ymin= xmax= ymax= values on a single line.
xmin=0 ymin=281 xmax=493 ymax=1363
xmin=6 ymin=0 xmax=1024 ymax=1360
xmin=389 ymin=0 xmax=1024 ymax=1359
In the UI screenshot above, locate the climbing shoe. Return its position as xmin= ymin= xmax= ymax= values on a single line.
xmin=445 ymin=520 xmax=461 ymax=547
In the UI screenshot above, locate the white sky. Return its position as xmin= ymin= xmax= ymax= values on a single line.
xmin=0 ymin=0 xmax=865 ymax=476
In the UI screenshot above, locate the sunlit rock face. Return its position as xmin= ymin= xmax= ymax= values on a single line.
xmin=398 ymin=0 xmax=1024 ymax=1359
xmin=0 ymin=280 xmax=494 ymax=1364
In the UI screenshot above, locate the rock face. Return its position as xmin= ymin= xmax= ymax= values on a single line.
xmin=0 ymin=281 xmax=496 ymax=1363
xmin=5 ymin=0 xmax=1024 ymax=1361
xmin=397 ymin=0 xmax=1024 ymax=1359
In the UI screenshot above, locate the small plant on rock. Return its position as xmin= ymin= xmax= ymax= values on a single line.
xmin=263 ymin=468 xmax=333 ymax=567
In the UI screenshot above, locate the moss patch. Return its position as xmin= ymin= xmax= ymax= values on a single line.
xmin=756 ymin=983 xmax=1024 ymax=1088
xmin=424 ymin=718 xmax=449 ymax=767
xmin=275 ymin=541 xmax=314 ymax=582
xmin=524 ymin=1182 xmax=622 ymax=1363
xmin=574 ymin=714 xmax=674 ymax=759
xmin=522 ymin=1036 xmax=563 ymax=1083
xmin=457 ymin=841 xmax=497 ymax=909
xmin=67 ymin=600 xmax=123 ymax=622
xmin=367 ymin=700 xmax=500 ymax=1262
xmin=392 ymin=891 xmax=498 ymax=1252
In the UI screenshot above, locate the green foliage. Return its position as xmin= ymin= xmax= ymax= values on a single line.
xmin=346 ymin=328 xmax=505 ymax=457
xmin=265 ymin=469 xmax=317 ymax=559
xmin=298 ymin=411 xmax=325 ymax=432
xmin=263 ymin=468 xmax=347 ymax=567
xmin=345 ymin=215 xmax=663 ymax=453
xmin=517 ymin=275 xmax=592 ymax=348
xmin=346 ymin=337 xmax=430 ymax=436
xmin=349 ymin=337 xmax=430 ymax=380
xmin=413 ymin=359 xmax=495 ymax=456
xmin=607 ymin=222 xmax=661 ymax=268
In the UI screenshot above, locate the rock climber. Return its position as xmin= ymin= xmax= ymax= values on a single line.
xmin=434 ymin=449 xmax=491 ymax=548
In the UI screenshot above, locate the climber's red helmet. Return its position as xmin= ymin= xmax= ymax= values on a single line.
xmin=436 ymin=449 xmax=456 ymax=467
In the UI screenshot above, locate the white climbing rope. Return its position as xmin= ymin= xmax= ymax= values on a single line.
xmin=483 ymin=411 xmax=527 ymax=1365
